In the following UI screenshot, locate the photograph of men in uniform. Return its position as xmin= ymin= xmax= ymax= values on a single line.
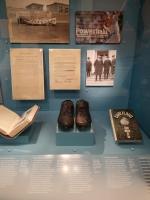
xmin=103 ymin=55 xmax=112 ymax=79
xmin=111 ymin=55 xmax=116 ymax=78
xmin=86 ymin=50 xmax=117 ymax=86
xmin=94 ymin=56 xmax=103 ymax=81
xmin=86 ymin=57 xmax=92 ymax=77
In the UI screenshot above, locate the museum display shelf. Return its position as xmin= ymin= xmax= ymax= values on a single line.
xmin=56 ymin=123 xmax=95 ymax=146
xmin=0 ymin=112 xmax=149 ymax=200
xmin=0 ymin=111 xmax=149 ymax=156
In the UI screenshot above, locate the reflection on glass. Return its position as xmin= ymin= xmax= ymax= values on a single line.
xmin=62 ymin=165 xmax=69 ymax=174
xmin=60 ymin=155 xmax=71 ymax=160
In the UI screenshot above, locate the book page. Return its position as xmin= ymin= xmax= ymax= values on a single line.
xmin=21 ymin=105 xmax=39 ymax=123
xmin=9 ymin=119 xmax=29 ymax=138
xmin=1 ymin=105 xmax=39 ymax=138
xmin=10 ymin=48 xmax=45 ymax=100
xmin=0 ymin=105 xmax=20 ymax=135
xmin=49 ymin=49 xmax=81 ymax=90
xmin=8 ymin=105 xmax=39 ymax=138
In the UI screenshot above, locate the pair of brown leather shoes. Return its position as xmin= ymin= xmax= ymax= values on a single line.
xmin=58 ymin=100 xmax=92 ymax=131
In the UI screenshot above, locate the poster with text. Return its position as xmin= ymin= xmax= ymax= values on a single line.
xmin=76 ymin=11 xmax=123 ymax=44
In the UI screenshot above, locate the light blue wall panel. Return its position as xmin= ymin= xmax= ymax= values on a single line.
xmin=0 ymin=0 xmax=140 ymax=111
xmin=129 ymin=0 xmax=150 ymax=136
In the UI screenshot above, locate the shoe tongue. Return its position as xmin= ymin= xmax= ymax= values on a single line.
xmin=62 ymin=104 xmax=72 ymax=114
xmin=78 ymin=106 xmax=86 ymax=113
xmin=78 ymin=102 xmax=87 ymax=109
xmin=79 ymin=105 xmax=85 ymax=109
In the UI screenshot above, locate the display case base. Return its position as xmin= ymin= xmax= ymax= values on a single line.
xmin=56 ymin=124 xmax=95 ymax=146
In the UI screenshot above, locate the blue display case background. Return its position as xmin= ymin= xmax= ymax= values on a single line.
xmin=0 ymin=0 xmax=149 ymax=134
xmin=129 ymin=0 xmax=150 ymax=136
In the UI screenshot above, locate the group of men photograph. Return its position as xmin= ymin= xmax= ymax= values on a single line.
xmin=86 ymin=54 xmax=116 ymax=82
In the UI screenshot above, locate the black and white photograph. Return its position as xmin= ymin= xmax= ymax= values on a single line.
xmin=76 ymin=11 xmax=123 ymax=44
xmin=86 ymin=50 xmax=117 ymax=86
xmin=6 ymin=0 xmax=69 ymax=43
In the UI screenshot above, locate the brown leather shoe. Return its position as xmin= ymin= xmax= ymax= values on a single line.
xmin=75 ymin=100 xmax=92 ymax=130
xmin=58 ymin=100 xmax=74 ymax=131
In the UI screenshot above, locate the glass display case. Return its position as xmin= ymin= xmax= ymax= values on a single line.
xmin=0 ymin=0 xmax=150 ymax=199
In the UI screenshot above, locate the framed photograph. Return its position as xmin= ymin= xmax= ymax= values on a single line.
xmin=86 ymin=50 xmax=117 ymax=86
xmin=6 ymin=0 xmax=69 ymax=43
xmin=76 ymin=11 xmax=123 ymax=44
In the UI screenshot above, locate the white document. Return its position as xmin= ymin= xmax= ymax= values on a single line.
xmin=49 ymin=49 xmax=81 ymax=90
xmin=10 ymin=48 xmax=45 ymax=100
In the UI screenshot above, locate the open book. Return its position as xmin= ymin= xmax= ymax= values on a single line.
xmin=0 ymin=105 xmax=39 ymax=139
